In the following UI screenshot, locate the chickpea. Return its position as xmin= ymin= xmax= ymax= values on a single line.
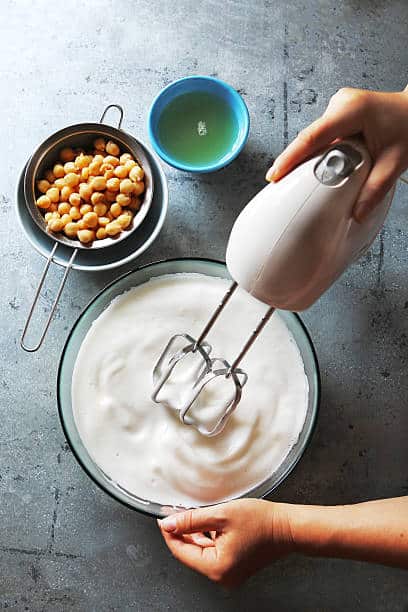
xmin=106 ymin=211 xmax=114 ymax=221
xmin=64 ymin=161 xmax=77 ymax=174
xmin=96 ymin=227 xmax=107 ymax=240
xmin=45 ymin=169 xmax=56 ymax=183
xmin=124 ymin=159 xmax=137 ymax=171
xmin=53 ymin=164 xmax=65 ymax=178
xmin=77 ymin=229 xmax=95 ymax=244
xmin=88 ymin=161 xmax=102 ymax=176
xmin=76 ymin=219 xmax=86 ymax=230
xmin=100 ymin=162 xmax=114 ymax=173
xmin=70 ymin=206 xmax=81 ymax=220
xmin=60 ymin=147 xmax=76 ymax=162
xmin=91 ymin=191 xmax=105 ymax=206
xmin=105 ymin=221 xmax=122 ymax=236
xmin=80 ymin=203 xmax=93 ymax=216
xmin=58 ymin=202 xmax=71 ymax=215
xmin=91 ymin=176 xmax=106 ymax=191
xmin=98 ymin=216 xmax=110 ymax=227
xmin=65 ymin=172 xmax=80 ymax=188
xmin=37 ymin=179 xmax=50 ymax=194
xmin=119 ymin=178 xmax=134 ymax=195
xmin=93 ymin=154 xmax=104 ymax=165
xmin=82 ymin=211 xmax=98 ymax=229
xmin=117 ymin=213 xmax=132 ymax=229
xmin=110 ymin=202 xmax=122 ymax=218
xmin=116 ymin=193 xmax=131 ymax=207
xmin=106 ymin=177 xmax=120 ymax=192
xmin=48 ymin=218 xmax=64 ymax=232
xmin=61 ymin=185 xmax=73 ymax=201
xmin=60 ymin=213 xmax=72 ymax=227
xmin=105 ymin=190 xmax=117 ymax=203
xmin=46 ymin=187 xmax=60 ymax=203
xmin=49 ymin=203 xmax=58 ymax=213
xmin=120 ymin=153 xmax=132 ymax=164
xmin=51 ymin=211 xmax=60 ymax=218
xmin=54 ymin=178 xmax=66 ymax=189
xmin=104 ymin=169 xmax=115 ymax=180
xmin=44 ymin=212 xmax=53 ymax=222
xmin=64 ymin=222 xmax=78 ymax=239
xmin=104 ymin=155 xmax=120 ymax=167
xmin=133 ymin=181 xmax=145 ymax=196
xmin=93 ymin=137 xmax=106 ymax=151
xmin=69 ymin=192 xmax=81 ymax=207
xmin=105 ymin=141 xmax=120 ymax=156
xmin=75 ymin=154 xmax=90 ymax=169
xmin=114 ymin=165 xmax=128 ymax=179
xmin=128 ymin=196 xmax=141 ymax=211
xmin=81 ymin=167 xmax=90 ymax=181
xmin=79 ymin=183 xmax=92 ymax=202
xmin=93 ymin=203 xmax=108 ymax=216
xmin=129 ymin=165 xmax=144 ymax=182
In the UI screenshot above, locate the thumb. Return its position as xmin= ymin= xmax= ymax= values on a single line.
xmin=158 ymin=507 xmax=225 ymax=535
xmin=353 ymin=148 xmax=402 ymax=222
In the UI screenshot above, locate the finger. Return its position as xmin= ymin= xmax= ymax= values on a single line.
xmin=161 ymin=530 xmax=216 ymax=574
xmin=158 ymin=506 xmax=225 ymax=535
xmin=353 ymin=148 xmax=403 ymax=222
xmin=266 ymin=95 xmax=365 ymax=182
xmin=183 ymin=532 xmax=216 ymax=547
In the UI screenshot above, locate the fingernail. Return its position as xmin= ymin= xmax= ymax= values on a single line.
xmin=159 ymin=516 xmax=177 ymax=532
xmin=265 ymin=162 xmax=277 ymax=182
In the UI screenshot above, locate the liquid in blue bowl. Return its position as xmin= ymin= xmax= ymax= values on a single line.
xmin=148 ymin=76 xmax=250 ymax=173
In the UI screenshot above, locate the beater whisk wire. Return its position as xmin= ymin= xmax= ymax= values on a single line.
xmin=194 ymin=281 xmax=238 ymax=349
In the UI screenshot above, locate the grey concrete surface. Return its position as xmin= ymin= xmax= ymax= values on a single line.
xmin=1 ymin=0 xmax=408 ymax=610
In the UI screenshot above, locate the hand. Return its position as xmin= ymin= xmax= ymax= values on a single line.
xmin=158 ymin=498 xmax=293 ymax=588
xmin=266 ymin=86 xmax=408 ymax=222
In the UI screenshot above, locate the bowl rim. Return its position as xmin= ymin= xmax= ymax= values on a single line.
xmin=57 ymin=257 xmax=321 ymax=517
xmin=15 ymin=138 xmax=168 ymax=272
xmin=148 ymin=75 xmax=250 ymax=173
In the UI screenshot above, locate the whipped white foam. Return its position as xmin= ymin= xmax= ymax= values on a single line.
xmin=72 ymin=273 xmax=309 ymax=506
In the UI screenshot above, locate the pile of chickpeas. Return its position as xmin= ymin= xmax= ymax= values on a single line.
xmin=35 ymin=138 xmax=145 ymax=244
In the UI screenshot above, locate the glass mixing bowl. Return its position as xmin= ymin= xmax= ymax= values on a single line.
xmin=57 ymin=258 xmax=320 ymax=517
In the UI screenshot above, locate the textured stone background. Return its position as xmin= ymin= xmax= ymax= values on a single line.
xmin=1 ymin=0 xmax=408 ymax=610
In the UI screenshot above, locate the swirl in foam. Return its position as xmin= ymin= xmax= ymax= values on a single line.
xmin=72 ymin=273 xmax=309 ymax=506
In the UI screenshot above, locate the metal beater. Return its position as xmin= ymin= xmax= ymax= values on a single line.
xmin=152 ymin=138 xmax=397 ymax=436
xmin=152 ymin=281 xmax=274 ymax=436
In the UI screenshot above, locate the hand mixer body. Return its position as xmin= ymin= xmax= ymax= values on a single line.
xmin=226 ymin=139 xmax=394 ymax=311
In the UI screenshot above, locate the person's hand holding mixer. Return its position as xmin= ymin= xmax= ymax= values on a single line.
xmin=267 ymin=85 xmax=408 ymax=221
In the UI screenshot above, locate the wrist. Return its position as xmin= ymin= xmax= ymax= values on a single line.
xmin=264 ymin=501 xmax=303 ymax=555
xmin=280 ymin=502 xmax=350 ymax=557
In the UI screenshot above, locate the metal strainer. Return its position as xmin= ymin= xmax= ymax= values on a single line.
xmin=21 ymin=104 xmax=154 ymax=352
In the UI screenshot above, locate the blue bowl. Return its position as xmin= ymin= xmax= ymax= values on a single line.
xmin=148 ymin=76 xmax=250 ymax=173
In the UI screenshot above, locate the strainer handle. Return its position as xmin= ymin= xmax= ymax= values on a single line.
xmin=99 ymin=104 xmax=124 ymax=129
xmin=20 ymin=245 xmax=78 ymax=352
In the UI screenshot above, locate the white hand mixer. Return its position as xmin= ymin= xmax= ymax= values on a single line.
xmin=152 ymin=138 xmax=394 ymax=436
